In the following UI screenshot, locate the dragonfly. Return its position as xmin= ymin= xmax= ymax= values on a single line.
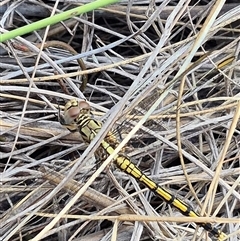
xmin=60 ymin=98 xmax=227 ymax=241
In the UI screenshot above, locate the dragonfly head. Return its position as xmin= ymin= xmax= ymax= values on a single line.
xmin=59 ymin=99 xmax=90 ymax=131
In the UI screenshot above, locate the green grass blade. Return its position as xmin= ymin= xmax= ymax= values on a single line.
xmin=0 ymin=0 xmax=119 ymax=43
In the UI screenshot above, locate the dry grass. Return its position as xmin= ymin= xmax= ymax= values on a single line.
xmin=0 ymin=1 xmax=240 ymax=241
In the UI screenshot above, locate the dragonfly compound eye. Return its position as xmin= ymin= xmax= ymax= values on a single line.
xmin=64 ymin=106 xmax=81 ymax=124
xmin=63 ymin=99 xmax=91 ymax=125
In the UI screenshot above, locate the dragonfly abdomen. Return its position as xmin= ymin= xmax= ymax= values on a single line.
xmin=102 ymin=140 xmax=198 ymax=213
xmin=101 ymin=138 xmax=225 ymax=240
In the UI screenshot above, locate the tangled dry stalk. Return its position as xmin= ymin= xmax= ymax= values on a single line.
xmin=0 ymin=1 xmax=240 ymax=241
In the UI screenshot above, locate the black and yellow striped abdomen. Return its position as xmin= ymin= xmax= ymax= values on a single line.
xmin=101 ymin=140 xmax=227 ymax=241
